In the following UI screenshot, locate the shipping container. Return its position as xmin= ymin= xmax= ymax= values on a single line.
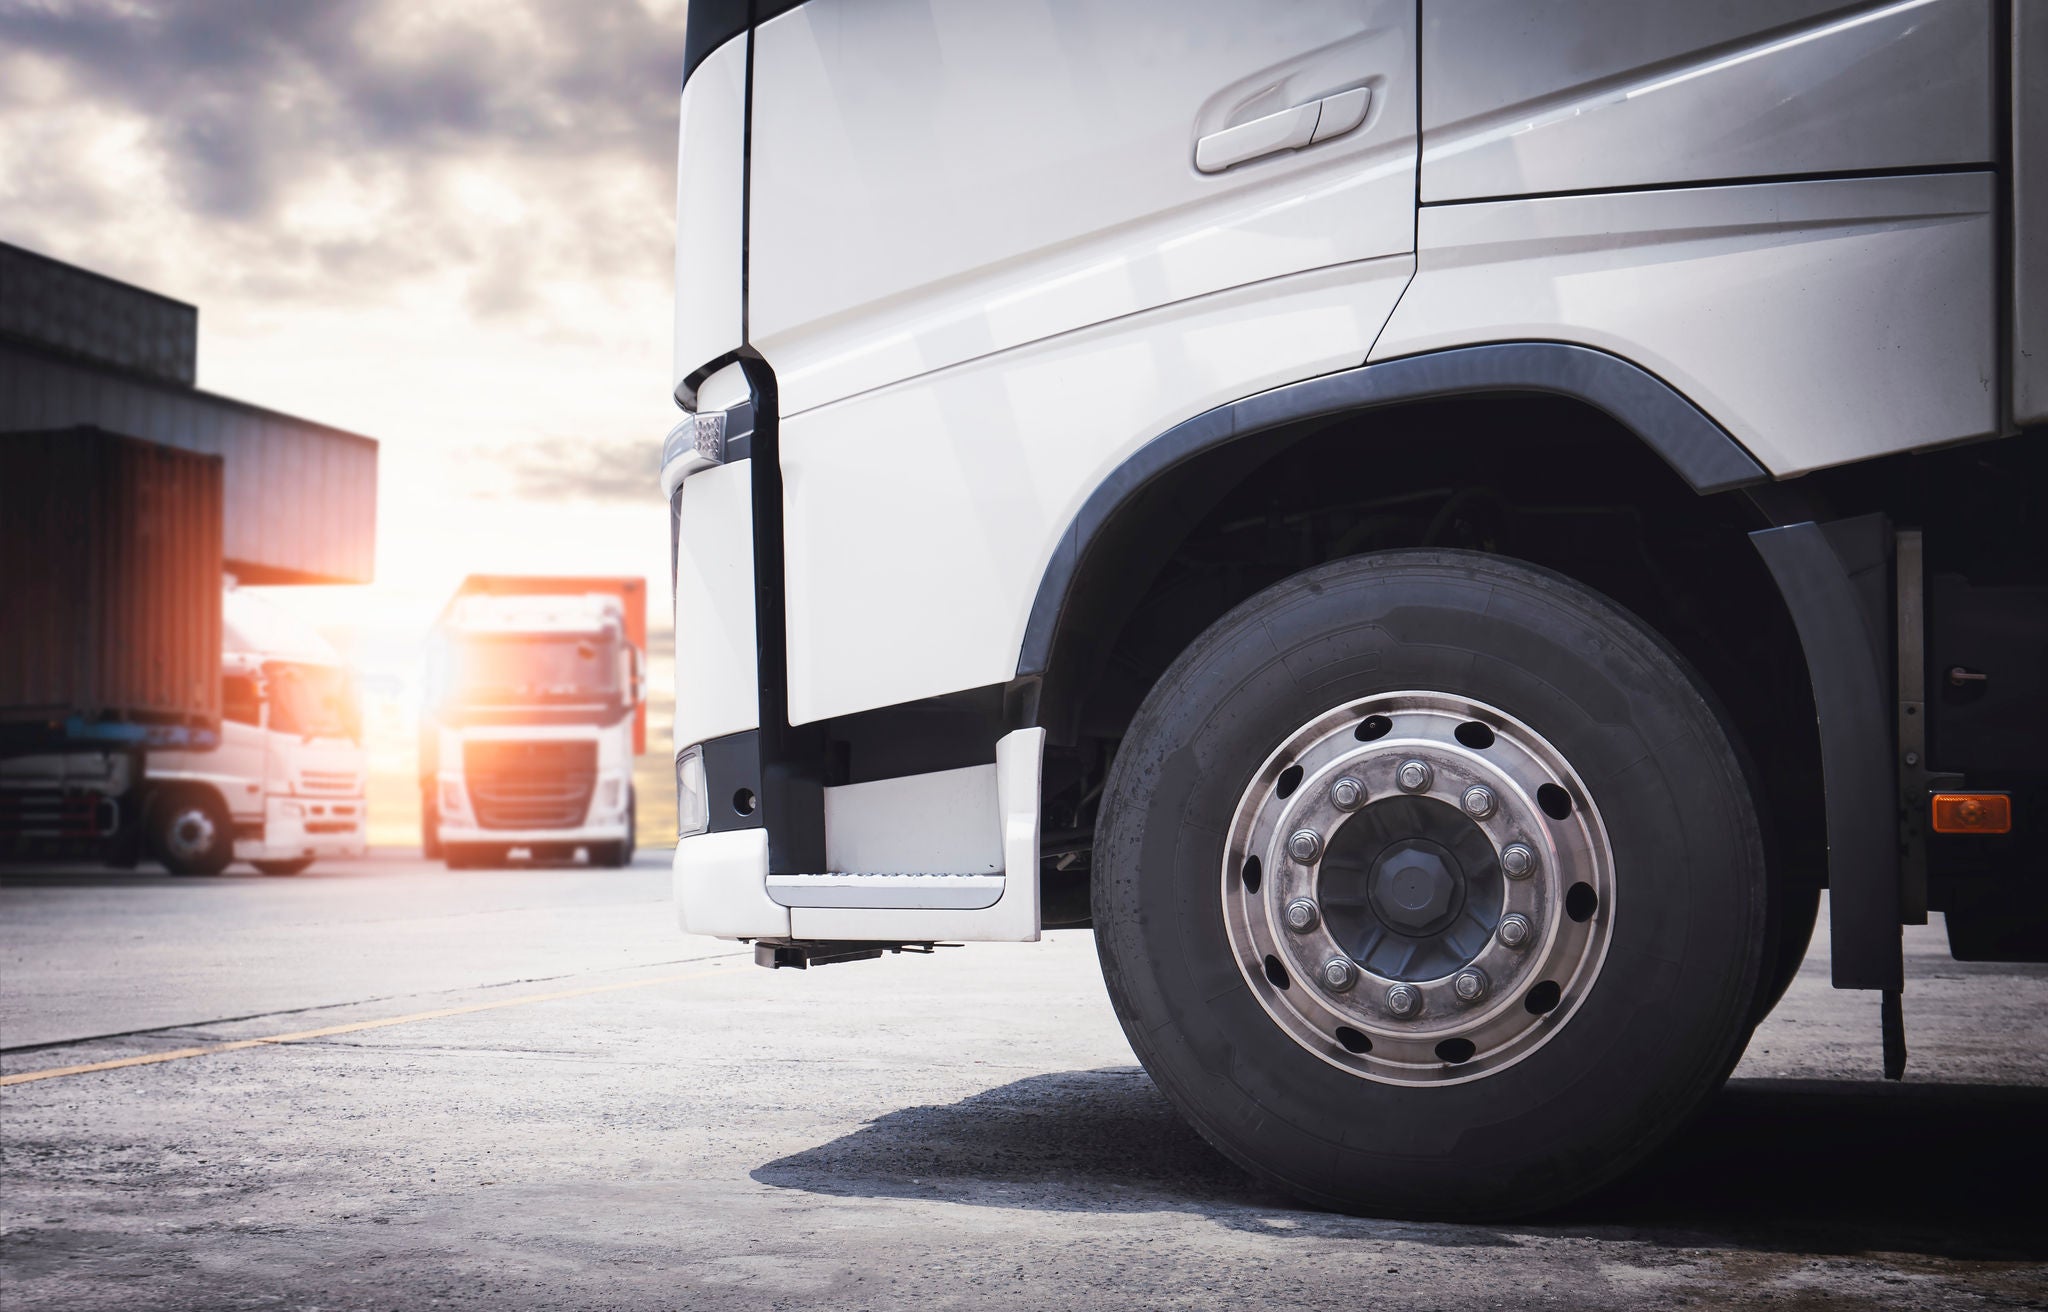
xmin=0 ymin=427 xmax=223 ymax=745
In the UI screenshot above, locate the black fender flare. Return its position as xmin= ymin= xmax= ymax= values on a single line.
xmin=1014 ymin=340 xmax=1899 ymax=991
xmin=1016 ymin=342 xmax=1767 ymax=679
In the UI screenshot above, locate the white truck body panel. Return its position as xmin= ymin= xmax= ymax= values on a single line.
xmin=1418 ymin=0 xmax=1995 ymax=203
xmin=671 ymin=458 xmax=759 ymax=750
xmin=1372 ymin=172 xmax=2000 ymax=475
xmin=779 ymin=255 xmax=1413 ymax=725
xmin=672 ymin=34 xmax=748 ymax=395
xmin=748 ymin=0 xmax=1418 ymax=418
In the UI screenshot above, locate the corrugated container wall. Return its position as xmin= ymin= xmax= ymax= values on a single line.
xmin=0 ymin=243 xmax=197 ymax=387
xmin=1 ymin=428 xmax=223 ymax=733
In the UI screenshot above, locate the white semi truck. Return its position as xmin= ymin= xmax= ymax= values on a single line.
xmin=662 ymin=0 xmax=2046 ymax=1216
xmin=421 ymin=577 xmax=647 ymax=870
xmin=145 ymin=587 xmax=367 ymax=876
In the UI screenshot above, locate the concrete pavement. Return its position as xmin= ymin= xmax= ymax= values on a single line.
xmin=2 ymin=853 xmax=2044 ymax=1310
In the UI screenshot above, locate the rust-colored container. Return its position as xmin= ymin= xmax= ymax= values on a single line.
xmin=0 ymin=427 xmax=223 ymax=739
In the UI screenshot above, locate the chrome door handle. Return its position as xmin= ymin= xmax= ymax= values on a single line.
xmin=1195 ymin=86 xmax=1371 ymax=174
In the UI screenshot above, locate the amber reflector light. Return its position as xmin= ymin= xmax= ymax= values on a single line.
xmin=1930 ymin=793 xmax=2012 ymax=835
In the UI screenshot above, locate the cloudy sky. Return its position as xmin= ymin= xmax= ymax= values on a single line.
xmin=0 ymin=0 xmax=689 ymax=679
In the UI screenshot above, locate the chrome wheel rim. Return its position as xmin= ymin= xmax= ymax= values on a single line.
xmin=1222 ymin=691 xmax=1615 ymax=1085
xmin=166 ymin=808 xmax=218 ymax=861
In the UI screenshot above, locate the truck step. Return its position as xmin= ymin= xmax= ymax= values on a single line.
xmin=764 ymin=871 xmax=1005 ymax=910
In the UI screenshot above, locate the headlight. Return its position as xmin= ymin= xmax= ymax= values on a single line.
xmin=439 ymin=779 xmax=467 ymax=816
xmin=675 ymin=746 xmax=709 ymax=838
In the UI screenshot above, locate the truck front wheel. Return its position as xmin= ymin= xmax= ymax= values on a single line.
xmin=150 ymin=788 xmax=234 ymax=877
xmin=1093 ymin=550 xmax=1767 ymax=1218
xmin=590 ymin=788 xmax=637 ymax=869
xmin=421 ymin=785 xmax=442 ymax=860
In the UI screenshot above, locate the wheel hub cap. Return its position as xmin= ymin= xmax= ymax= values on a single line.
xmin=168 ymin=810 xmax=216 ymax=859
xmin=1222 ymin=691 xmax=1616 ymax=1085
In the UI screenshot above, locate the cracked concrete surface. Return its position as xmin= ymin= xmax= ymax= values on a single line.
xmin=2 ymin=855 xmax=2044 ymax=1309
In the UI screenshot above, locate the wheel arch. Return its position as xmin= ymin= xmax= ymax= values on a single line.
xmin=1015 ymin=341 xmax=1867 ymax=987
xmin=1019 ymin=342 xmax=1773 ymax=741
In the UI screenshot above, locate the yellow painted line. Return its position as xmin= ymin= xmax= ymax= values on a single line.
xmin=0 ymin=960 xmax=743 ymax=1087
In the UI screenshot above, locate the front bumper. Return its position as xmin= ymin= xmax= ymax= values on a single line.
xmin=439 ymin=817 xmax=632 ymax=846
xmin=236 ymin=795 xmax=366 ymax=862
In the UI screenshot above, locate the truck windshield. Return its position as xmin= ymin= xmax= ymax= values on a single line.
xmin=446 ymin=634 xmax=621 ymax=707
xmin=264 ymin=662 xmax=362 ymax=741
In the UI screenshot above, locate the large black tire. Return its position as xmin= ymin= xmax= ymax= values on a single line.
xmin=591 ymin=788 xmax=637 ymax=869
xmin=1093 ymin=550 xmax=1767 ymax=1219
xmin=150 ymin=788 xmax=234 ymax=877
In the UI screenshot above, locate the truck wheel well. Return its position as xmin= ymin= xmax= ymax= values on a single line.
xmin=144 ymin=781 xmax=224 ymax=826
xmin=1034 ymin=393 xmax=1824 ymax=904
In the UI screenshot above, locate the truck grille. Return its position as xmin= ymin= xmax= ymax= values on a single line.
xmin=463 ymin=740 xmax=597 ymax=830
xmin=299 ymin=769 xmax=361 ymax=796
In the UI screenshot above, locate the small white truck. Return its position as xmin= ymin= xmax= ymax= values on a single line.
xmin=145 ymin=587 xmax=367 ymax=876
xmin=420 ymin=577 xmax=646 ymax=869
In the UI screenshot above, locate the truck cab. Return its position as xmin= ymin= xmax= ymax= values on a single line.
xmin=422 ymin=582 xmax=646 ymax=869
xmin=145 ymin=590 xmax=367 ymax=876
xmin=663 ymin=0 xmax=2046 ymax=1217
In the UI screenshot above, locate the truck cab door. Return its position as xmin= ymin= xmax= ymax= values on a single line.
xmin=747 ymin=0 xmax=1421 ymax=724
xmin=217 ymin=671 xmax=270 ymax=824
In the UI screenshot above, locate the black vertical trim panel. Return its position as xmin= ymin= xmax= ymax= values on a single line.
xmin=734 ymin=5 xmax=822 ymax=873
xmin=1749 ymin=517 xmax=1902 ymax=992
xmin=738 ymin=6 xmax=754 ymax=344
xmin=682 ymin=1 xmax=749 ymax=86
xmin=739 ymin=356 xmax=826 ymax=872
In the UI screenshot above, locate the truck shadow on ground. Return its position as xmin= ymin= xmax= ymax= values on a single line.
xmin=753 ymin=1068 xmax=2048 ymax=1259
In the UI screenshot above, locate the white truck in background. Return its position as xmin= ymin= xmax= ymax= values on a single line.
xmin=421 ymin=577 xmax=647 ymax=870
xmin=145 ymin=586 xmax=367 ymax=876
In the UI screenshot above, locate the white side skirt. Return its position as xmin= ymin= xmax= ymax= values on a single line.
xmin=781 ymin=727 xmax=1044 ymax=943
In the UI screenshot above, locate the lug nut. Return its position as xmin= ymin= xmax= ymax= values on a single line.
xmin=1501 ymin=842 xmax=1537 ymax=879
xmin=1498 ymin=913 xmax=1533 ymax=948
xmin=1284 ymin=898 xmax=1321 ymax=934
xmin=1461 ymin=785 xmax=1496 ymax=819
xmin=1396 ymin=759 xmax=1433 ymax=793
xmin=1320 ymin=958 xmax=1358 ymax=992
xmin=1385 ymin=983 xmax=1420 ymax=1017
xmin=1330 ymin=776 xmax=1366 ymax=811
xmin=1287 ymin=829 xmax=1323 ymax=865
xmin=1453 ymin=968 xmax=1489 ymax=1003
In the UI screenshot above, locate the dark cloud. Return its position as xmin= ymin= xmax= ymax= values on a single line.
xmin=0 ymin=0 xmax=684 ymax=313
xmin=0 ymin=0 xmax=680 ymax=214
xmin=504 ymin=435 xmax=665 ymax=505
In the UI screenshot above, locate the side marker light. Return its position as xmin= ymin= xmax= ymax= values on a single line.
xmin=1930 ymin=793 xmax=2011 ymax=835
